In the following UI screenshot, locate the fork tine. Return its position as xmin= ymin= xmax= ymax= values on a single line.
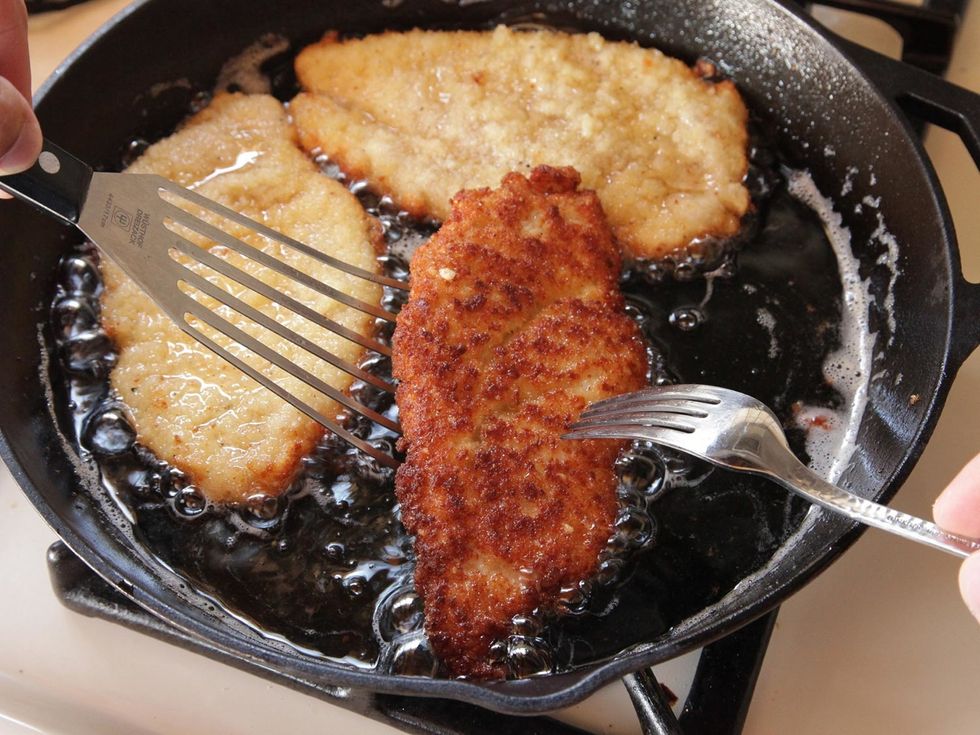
xmin=181 ymin=319 xmax=399 ymax=470
xmin=159 ymin=181 xmax=409 ymax=291
xmin=580 ymin=388 xmax=721 ymax=417
xmin=160 ymin=201 xmax=397 ymax=323
xmin=176 ymin=265 xmax=396 ymax=395
xmin=170 ymin=236 xmax=392 ymax=357
xmin=572 ymin=410 xmax=702 ymax=429
xmin=179 ymin=296 xmax=401 ymax=434
xmin=578 ymin=405 xmax=710 ymax=422
xmin=563 ymin=418 xmax=696 ymax=441
xmin=560 ymin=426 xmax=642 ymax=441
xmin=568 ymin=414 xmax=696 ymax=434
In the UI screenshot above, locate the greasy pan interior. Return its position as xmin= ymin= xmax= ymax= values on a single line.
xmin=1 ymin=0 xmax=977 ymax=714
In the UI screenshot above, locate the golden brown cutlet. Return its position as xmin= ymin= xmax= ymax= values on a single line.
xmin=292 ymin=26 xmax=750 ymax=260
xmin=101 ymin=93 xmax=382 ymax=504
xmin=392 ymin=166 xmax=649 ymax=678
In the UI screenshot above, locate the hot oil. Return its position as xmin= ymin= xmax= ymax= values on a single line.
xmin=51 ymin=147 xmax=840 ymax=677
xmin=50 ymin=56 xmax=853 ymax=677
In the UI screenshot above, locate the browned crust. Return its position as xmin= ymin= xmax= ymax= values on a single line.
xmin=392 ymin=166 xmax=648 ymax=677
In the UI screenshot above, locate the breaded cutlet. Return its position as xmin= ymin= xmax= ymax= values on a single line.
xmin=101 ymin=93 xmax=382 ymax=504
xmin=392 ymin=166 xmax=649 ymax=677
xmin=292 ymin=25 xmax=750 ymax=260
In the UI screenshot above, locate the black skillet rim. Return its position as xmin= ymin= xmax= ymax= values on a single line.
xmin=0 ymin=0 xmax=972 ymax=714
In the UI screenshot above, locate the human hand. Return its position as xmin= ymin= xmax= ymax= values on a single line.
xmin=933 ymin=453 xmax=980 ymax=623
xmin=0 ymin=0 xmax=42 ymax=189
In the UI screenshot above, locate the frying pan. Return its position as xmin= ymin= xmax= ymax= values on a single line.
xmin=1 ymin=0 xmax=978 ymax=715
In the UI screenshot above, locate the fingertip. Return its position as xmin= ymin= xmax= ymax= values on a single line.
xmin=0 ymin=120 xmax=41 ymax=176
xmin=959 ymin=553 xmax=980 ymax=625
xmin=933 ymin=453 xmax=980 ymax=537
xmin=0 ymin=76 xmax=41 ymax=176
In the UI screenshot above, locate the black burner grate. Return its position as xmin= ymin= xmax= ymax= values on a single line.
xmin=48 ymin=541 xmax=775 ymax=735
xmin=806 ymin=0 xmax=966 ymax=74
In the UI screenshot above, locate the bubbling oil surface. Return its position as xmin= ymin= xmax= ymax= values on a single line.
xmin=51 ymin=101 xmax=848 ymax=678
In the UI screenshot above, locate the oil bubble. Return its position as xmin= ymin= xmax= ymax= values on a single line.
xmin=60 ymin=255 xmax=100 ymax=295
xmin=640 ymin=260 xmax=667 ymax=284
xmin=488 ymin=639 xmax=507 ymax=663
xmin=125 ymin=469 xmax=153 ymax=497
xmin=387 ymin=634 xmax=440 ymax=677
xmin=351 ymin=447 xmax=396 ymax=488
xmin=595 ymin=557 xmax=626 ymax=586
xmin=624 ymin=301 xmax=648 ymax=327
xmin=83 ymin=407 xmax=136 ymax=456
xmin=616 ymin=451 xmax=660 ymax=491
xmin=669 ymin=307 xmax=704 ymax=332
xmin=505 ymin=637 xmax=553 ymax=678
xmin=389 ymin=590 xmax=425 ymax=635
xmin=175 ymin=486 xmax=207 ymax=517
xmin=344 ymin=575 xmax=367 ymax=598
xmin=558 ymin=584 xmax=588 ymax=615
xmin=510 ymin=614 xmax=543 ymax=638
xmin=160 ymin=467 xmax=188 ymax=498
xmin=52 ymin=296 xmax=98 ymax=342
xmin=615 ymin=508 xmax=655 ymax=548
xmin=63 ymin=329 xmax=116 ymax=378
xmin=245 ymin=493 xmax=279 ymax=520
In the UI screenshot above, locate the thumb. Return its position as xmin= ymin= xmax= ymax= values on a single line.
xmin=959 ymin=553 xmax=980 ymax=625
xmin=933 ymin=453 xmax=980 ymax=624
xmin=0 ymin=75 xmax=42 ymax=177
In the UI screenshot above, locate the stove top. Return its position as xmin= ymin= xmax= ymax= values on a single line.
xmin=2 ymin=1 xmax=979 ymax=733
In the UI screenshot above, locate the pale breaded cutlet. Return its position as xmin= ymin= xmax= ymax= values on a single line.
xmin=392 ymin=166 xmax=649 ymax=678
xmin=292 ymin=25 xmax=750 ymax=261
xmin=101 ymin=93 xmax=382 ymax=505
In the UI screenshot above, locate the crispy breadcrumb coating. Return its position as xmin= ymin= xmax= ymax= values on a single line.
xmin=392 ymin=166 xmax=648 ymax=677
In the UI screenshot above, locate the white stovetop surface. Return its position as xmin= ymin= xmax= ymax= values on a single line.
xmin=2 ymin=1 xmax=978 ymax=733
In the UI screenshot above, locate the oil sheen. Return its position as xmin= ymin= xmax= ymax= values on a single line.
xmin=50 ymin=115 xmax=857 ymax=680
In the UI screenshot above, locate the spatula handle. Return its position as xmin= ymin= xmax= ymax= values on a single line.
xmin=0 ymin=139 xmax=92 ymax=225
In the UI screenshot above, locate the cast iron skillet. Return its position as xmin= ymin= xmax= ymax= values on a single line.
xmin=1 ymin=0 xmax=978 ymax=715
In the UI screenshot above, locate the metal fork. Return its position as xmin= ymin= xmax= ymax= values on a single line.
xmin=0 ymin=140 xmax=406 ymax=468
xmin=565 ymin=384 xmax=980 ymax=558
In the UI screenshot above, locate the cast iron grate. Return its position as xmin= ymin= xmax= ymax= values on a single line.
xmin=805 ymin=0 xmax=965 ymax=75
xmin=46 ymin=541 xmax=775 ymax=735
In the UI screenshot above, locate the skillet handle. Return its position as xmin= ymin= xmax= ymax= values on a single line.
xmin=841 ymin=40 xmax=980 ymax=368
xmin=840 ymin=41 xmax=980 ymax=166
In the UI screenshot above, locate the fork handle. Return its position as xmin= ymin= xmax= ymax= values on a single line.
xmin=777 ymin=458 xmax=980 ymax=559
xmin=0 ymin=139 xmax=92 ymax=225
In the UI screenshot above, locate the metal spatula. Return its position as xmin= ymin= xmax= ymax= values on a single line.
xmin=0 ymin=140 xmax=406 ymax=468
